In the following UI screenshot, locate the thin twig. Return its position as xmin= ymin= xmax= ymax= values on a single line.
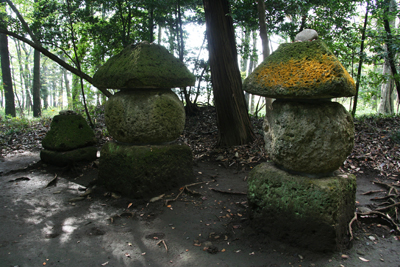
xmin=374 ymin=202 xmax=400 ymax=212
xmin=156 ymin=240 xmax=168 ymax=252
xmin=362 ymin=189 xmax=385 ymax=195
xmin=210 ymin=188 xmax=247 ymax=195
xmin=349 ymin=212 xmax=357 ymax=241
xmin=358 ymin=210 xmax=400 ymax=234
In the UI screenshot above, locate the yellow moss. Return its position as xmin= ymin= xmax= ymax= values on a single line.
xmin=255 ymin=54 xmax=355 ymax=91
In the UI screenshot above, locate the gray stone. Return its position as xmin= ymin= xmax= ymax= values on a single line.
xmin=264 ymin=100 xmax=354 ymax=174
xmin=105 ymin=89 xmax=185 ymax=144
xmin=42 ymin=114 xmax=97 ymax=151
xmin=98 ymin=142 xmax=193 ymax=198
xmin=295 ymin=29 xmax=318 ymax=42
xmin=40 ymin=146 xmax=97 ymax=166
xmin=92 ymin=42 xmax=195 ymax=90
xmin=243 ymin=40 xmax=356 ymax=99
xmin=248 ymin=162 xmax=356 ymax=252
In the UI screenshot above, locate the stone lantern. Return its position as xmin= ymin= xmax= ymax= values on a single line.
xmin=93 ymin=42 xmax=195 ymax=198
xmin=243 ymin=36 xmax=356 ymax=251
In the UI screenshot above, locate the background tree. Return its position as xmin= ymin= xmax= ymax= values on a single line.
xmin=203 ymin=0 xmax=255 ymax=146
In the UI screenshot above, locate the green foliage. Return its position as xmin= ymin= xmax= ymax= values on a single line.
xmin=0 ymin=115 xmax=32 ymax=136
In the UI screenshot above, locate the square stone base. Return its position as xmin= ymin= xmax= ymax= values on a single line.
xmin=98 ymin=142 xmax=194 ymax=199
xmin=40 ymin=146 xmax=97 ymax=166
xmin=248 ymin=162 xmax=356 ymax=252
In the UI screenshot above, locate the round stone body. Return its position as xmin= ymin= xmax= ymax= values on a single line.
xmin=105 ymin=89 xmax=185 ymax=144
xmin=264 ymin=100 xmax=354 ymax=174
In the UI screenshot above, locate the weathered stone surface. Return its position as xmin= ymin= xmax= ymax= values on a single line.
xmin=295 ymin=29 xmax=318 ymax=42
xmin=243 ymin=40 xmax=356 ymax=99
xmin=98 ymin=142 xmax=193 ymax=198
xmin=105 ymin=89 xmax=185 ymax=143
xmin=93 ymin=42 xmax=195 ymax=89
xmin=248 ymin=162 xmax=356 ymax=252
xmin=40 ymin=146 xmax=97 ymax=166
xmin=42 ymin=114 xmax=97 ymax=151
xmin=264 ymin=100 xmax=354 ymax=174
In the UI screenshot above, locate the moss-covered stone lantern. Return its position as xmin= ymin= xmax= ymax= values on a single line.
xmin=243 ymin=35 xmax=357 ymax=252
xmin=93 ymin=41 xmax=195 ymax=198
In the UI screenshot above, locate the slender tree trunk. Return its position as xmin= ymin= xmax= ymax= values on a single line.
xmin=378 ymin=59 xmax=395 ymax=114
xmin=0 ymin=33 xmax=16 ymax=117
xmin=257 ymin=0 xmax=272 ymax=115
xmin=381 ymin=0 xmax=400 ymax=105
xmin=352 ymin=2 xmax=369 ymax=117
xmin=203 ymin=0 xmax=255 ymax=146
xmin=32 ymin=49 xmax=41 ymax=116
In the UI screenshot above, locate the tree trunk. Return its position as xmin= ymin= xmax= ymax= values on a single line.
xmin=0 ymin=33 xmax=16 ymax=117
xmin=381 ymin=0 xmax=400 ymax=107
xmin=256 ymin=0 xmax=272 ymax=115
xmin=32 ymin=49 xmax=41 ymax=117
xmin=352 ymin=2 xmax=369 ymax=117
xmin=203 ymin=0 xmax=255 ymax=146
xmin=378 ymin=59 xmax=395 ymax=114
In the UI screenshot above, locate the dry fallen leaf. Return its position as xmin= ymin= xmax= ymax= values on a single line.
xmin=127 ymin=203 xmax=132 ymax=209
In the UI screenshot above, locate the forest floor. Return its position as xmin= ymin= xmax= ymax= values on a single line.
xmin=0 ymin=106 xmax=400 ymax=267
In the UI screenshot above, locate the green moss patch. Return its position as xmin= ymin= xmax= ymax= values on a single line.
xmin=93 ymin=42 xmax=195 ymax=89
xmin=98 ymin=142 xmax=194 ymax=198
xmin=42 ymin=114 xmax=97 ymax=151
xmin=248 ymin=162 xmax=356 ymax=252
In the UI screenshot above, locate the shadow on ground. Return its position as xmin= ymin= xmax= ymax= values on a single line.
xmin=1 ymin=152 xmax=399 ymax=267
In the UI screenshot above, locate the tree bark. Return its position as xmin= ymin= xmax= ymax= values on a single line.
xmin=352 ymin=2 xmax=369 ymax=117
xmin=0 ymin=33 xmax=16 ymax=117
xmin=256 ymin=0 xmax=272 ymax=116
xmin=378 ymin=55 xmax=395 ymax=114
xmin=203 ymin=0 xmax=255 ymax=146
xmin=382 ymin=0 xmax=400 ymax=104
xmin=32 ymin=49 xmax=41 ymax=117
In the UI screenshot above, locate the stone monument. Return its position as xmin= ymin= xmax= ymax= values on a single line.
xmin=93 ymin=42 xmax=195 ymax=199
xmin=243 ymin=36 xmax=356 ymax=251
xmin=41 ymin=110 xmax=97 ymax=166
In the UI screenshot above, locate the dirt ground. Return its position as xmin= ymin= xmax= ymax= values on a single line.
xmin=1 ymin=150 xmax=400 ymax=267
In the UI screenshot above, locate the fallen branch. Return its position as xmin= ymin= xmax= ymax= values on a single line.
xmin=349 ymin=212 xmax=357 ymax=241
xmin=44 ymin=174 xmax=58 ymax=188
xmin=362 ymin=189 xmax=385 ymax=195
xmin=373 ymin=181 xmax=399 ymax=195
xmin=164 ymin=180 xmax=214 ymax=206
xmin=157 ymin=240 xmax=168 ymax=252
xmin=374 ymin=202 xmax=400 ymax=212
xmin=210 ymin=188 xmax=247 ymax=195
xmin=358 ymin=210 xmax=400 ymax=234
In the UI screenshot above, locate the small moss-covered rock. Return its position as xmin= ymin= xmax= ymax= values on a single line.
xmin=243 ymin=40 xmax=355 ymax=99
xmin=105 ymin=89 xmax=185 ymax=143
xmin=98 ymin=142 xmax=193 ymax=198
xmin=248 ymin=162 xmax=356 ymax=252
xmin=93 ymin=42 xmax=195 ymax=89
xmin=40 ymin=146 xmax=97 ymax=166
xmin=265 ymin=100 xmax=354 ymax=174
xmin=42 ymin=114 xmax=96 ymax=151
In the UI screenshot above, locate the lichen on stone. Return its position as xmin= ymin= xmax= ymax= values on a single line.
xmin=243 ymin=40 xmax=356 ymax=99
xmin=93 ymin=42 xmax=196 ymax=89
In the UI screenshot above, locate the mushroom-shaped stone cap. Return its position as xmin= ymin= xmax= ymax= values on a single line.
xmin=93 ymin=42 xmax=196 ymax=89
xmin=243 ymin=40 xmax=356 ymax=99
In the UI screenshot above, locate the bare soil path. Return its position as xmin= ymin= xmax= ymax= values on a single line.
xmin=1 ymin=151 xmax=400 ymax=267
